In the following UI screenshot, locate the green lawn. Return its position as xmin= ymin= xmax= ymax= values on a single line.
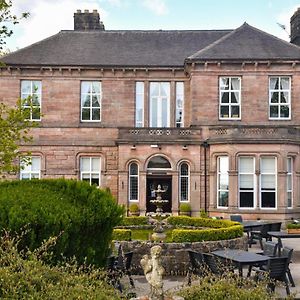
xmin=131 ymin=229 xmax=173 ymax=242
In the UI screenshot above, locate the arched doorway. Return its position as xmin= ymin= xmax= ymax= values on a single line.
xmin=146 ymin=156 xmax=172 ymax=213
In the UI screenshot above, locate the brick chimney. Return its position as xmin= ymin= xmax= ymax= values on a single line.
xmin=291 ymin=8 xmax=300 ymax=46
xmin=74 ymin=9 xmax=105 ymax=31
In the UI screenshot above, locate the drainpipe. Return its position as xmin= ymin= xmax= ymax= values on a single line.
xmin=201 ymin=141 xmax=209 ymax=213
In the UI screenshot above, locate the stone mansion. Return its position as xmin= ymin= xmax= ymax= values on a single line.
xmin=2 ymin=9 xmax=300 ymax=221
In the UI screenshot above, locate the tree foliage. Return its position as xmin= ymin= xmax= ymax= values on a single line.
xmin=0 ymin=100 xmax=35 ymax=175
xmin=0 ymin=0 xmax=29 ymax=51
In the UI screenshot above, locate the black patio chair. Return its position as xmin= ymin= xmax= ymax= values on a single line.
xmin=269 ymin=222 xmax=282 ymax=237
xmin=256 ymin=241 xmax=278 ymax=257
xmin=187 ymin=250 xmax=205 ymax=285
xmin=249 ymin=223 xmax=272 ymax=249
xmin=253 ymin=256 xmax=290 ymax=295
xmin=280 ymin=246 xmax=295 ymax=287
xmin=230 ymin=215 xmax=243 ymax=223
xmin=202 ymin=253 xmax=228 ymax=276
xmin=247 ymin=241 xmax=278 ymax=276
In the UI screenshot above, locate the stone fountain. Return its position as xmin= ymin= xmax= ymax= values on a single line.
xmin=148 ymin=184 xmax=170 ymax=242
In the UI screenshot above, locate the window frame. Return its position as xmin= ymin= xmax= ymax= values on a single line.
xmin=80 ymin=156 xmax=101 ymax=186
xmin=269 ymin=76 xmax=291 ymax=120
xmin=80 ymin=81 xmax=102 ymax=122
xmin=128 ymin=162 xmax=139 ymax=202
xmin=20 ymin=156 xmax=41 ymax=180
xmin=175 ymin=82 xmax=184 ymax=128
xmin=149 ymin=82 xmax=170 ymax=127
xmin=287 ymin=157 xmax=293 ymax=209
xmin=21 ymin=80 xmax=42 ymax=121
xmin=259 ymin=156 xmax=277 ymax=209
xmin=217 ymin=156 xmax=229 ymax=209
xmin=238 ymin=156 xmax=256 ymax=209
xmin=219 ymin=77 xmax=241 ymax=120
xmin=179 ymin=162 xmax=190 ymax=202
xmin=135 ymin=82 xmax=144 ymax=127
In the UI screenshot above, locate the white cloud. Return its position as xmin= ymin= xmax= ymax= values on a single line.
xmin=10 ymin=0 xmax=107 ymax=49
xmin=276 ymin=5 xmax=298 ymax=41
xmin=142 ymin=0 xmax=168 ymax=16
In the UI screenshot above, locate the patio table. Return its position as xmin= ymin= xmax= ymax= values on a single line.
xmin=212 ymin=249 xmax=269 ymax=276
xmin=267 ymin=231 xmax=300 ymax=255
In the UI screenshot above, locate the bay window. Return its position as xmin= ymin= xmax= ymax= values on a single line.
xmin=239 ymin=157 xmax=255 ymax=208
xmin=217 ymin=156 xmax=229 ymax=207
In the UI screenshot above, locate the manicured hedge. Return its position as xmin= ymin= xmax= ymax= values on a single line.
xmin=167 ymin=216 xmax=239 ymax=228
xmin=119 ymin=216 xmax=148 ymax=226
xmin=172 ymin=225 xmax=243 ymax=242
xmin=112 ymin=229 xmax=132 ymax=241
xmin=0 ymin=179 xmax=124 ymax=266
xmin=167 ymin=216 xmax=243 ymax=242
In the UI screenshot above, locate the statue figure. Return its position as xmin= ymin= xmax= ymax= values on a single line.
xmin=140 ymin=245 xmax=165 ymax=300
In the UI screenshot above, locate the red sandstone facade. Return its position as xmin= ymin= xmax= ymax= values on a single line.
xmin=1 ymin=10 xmax=300 ymax=221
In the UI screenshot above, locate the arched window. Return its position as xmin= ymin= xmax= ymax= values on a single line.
xmin=147 ymin=156 xmax=171 ymax=169
xmin=129 ymin=162 xmax=139 ymax=201
xmin=179 ymin=162 xmax=189 ymax=202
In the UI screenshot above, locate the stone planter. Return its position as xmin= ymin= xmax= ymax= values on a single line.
xmin=287 ymin=228 xmax=300 ymax=234
xmin=118 ymin=235 xmax=248 ymax=275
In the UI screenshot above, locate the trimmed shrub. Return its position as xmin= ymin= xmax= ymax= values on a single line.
xmin=112 ymin=229 xmax=131 ymax=241
xmin=177 ymin=274 xmax=273 ymax=300
xmin=172 ymin=225 xmax=243 ymax=242
xmin=287 ymin=222 xmax=300 ymax=229
xmin=0 ymin=179 xmax=124 ymax=266
xmin=0 ymin=232 xmax=121 ymax=300
xmin=120 ymin=216 xmax=148 ymax=226
xmin=167 ymin=216 xmax=239 ymax=228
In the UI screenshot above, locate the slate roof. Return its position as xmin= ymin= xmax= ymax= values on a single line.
xmin=188 ymin=23 xmax=300 ymax=61
xmin=2 ymin=23 xmax=300 ymax=68
xmin=1 ymin=30 xmax=231 ymax=67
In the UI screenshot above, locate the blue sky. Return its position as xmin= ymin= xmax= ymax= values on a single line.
xmin=5 ymin=0 xmax=300 ymax=51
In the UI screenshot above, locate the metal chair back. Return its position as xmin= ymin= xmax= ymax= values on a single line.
xmin=269 ymin=222 xmax=281 ymax=232
xmin=230 ymin=215 xmax=243 ymax=223
xmin=262 ymin=241 xmax=278 ymax=256
xmin=187 ymin=250 xmax=205 ymax=284
xmin=202 ymin=253 xmax=222 ymax=275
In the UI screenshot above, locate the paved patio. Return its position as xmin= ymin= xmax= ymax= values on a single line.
xmin=125 ymin=235 xmax=300 ymax=298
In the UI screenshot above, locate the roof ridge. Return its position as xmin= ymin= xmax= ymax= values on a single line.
xmin=60 ymin=29 xmax=233 ymax=33
xmin=187 ymin=23 xmax=248 ymax=60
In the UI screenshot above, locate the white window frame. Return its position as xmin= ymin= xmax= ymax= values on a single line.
xmin=176 ymin=82 xmax=184 ymax=127
xmin=179 ymin=162 xmax=190 ymax=202
xmin=259 ymin=156 xmax=277 ymax=209
xmin=149 ymin=82 xmax=170 ymax=127
xmin=135 ymin=82 xmax=144 ymax=127
xmin=269 ymin=76 xmax=291 ymax=120
xmin=80 ymin=81 xmax=102 ymax=122
xmin=219 ymin=77 xmax=241 ymax=120
xmin=217 ymin=156 xmax=229 ymax=208
xmin=20 ymin=156 xmax=41 ymax=180
xmin=287 ymin=157 xmax=293 ymax=209
xmin=129 ymin=162 xmax=139 ymax=202
xmin=21 ymin=80 xmax=42 ymax=121
xmin=80 ymin=157 xmax=101 ymax=186
xmin=238 ymin=157 xmax=256 ymax=209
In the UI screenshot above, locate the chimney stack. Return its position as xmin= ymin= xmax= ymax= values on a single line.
xmin=291 ymin=8 xmax=300 ymax=46
xmin=74 ymin=9 xmax=105 ymax=31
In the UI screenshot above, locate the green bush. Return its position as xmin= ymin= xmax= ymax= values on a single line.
xmin=172 ymin=225 xmax=243 ymax=242
xmin=0 ymin=232 xmax=121 ymax=300
xmin=287 ymin=222 xmax=300 ymax=229
xmin=120 ymin=216 xmax=148 ymax=226
xmin=179 ymin=203 xmax=191 ymax=212
xmin=112 ymin=229 xmax=131 ymax=241
xmin=177 ymin=274 xmax=273 ymax=300
xmin=167 ymin=216 xmax=238 ymax=228
xmin=0 ymin=179 xmax=124 ymax=266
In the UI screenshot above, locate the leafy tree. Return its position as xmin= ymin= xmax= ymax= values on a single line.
xmin=0 ymin=100 xmax=35 ymax=175
xmin=0 ymin=1 xmax=32 ymax=176
xmin=0 ymin=0 xmax=29 ymax=51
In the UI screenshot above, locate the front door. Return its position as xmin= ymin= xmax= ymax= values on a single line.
xmin=146 ymin=176 xmax=172 ymax=213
